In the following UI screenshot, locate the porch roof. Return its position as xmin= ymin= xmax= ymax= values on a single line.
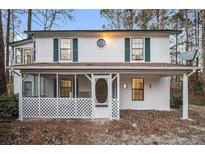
xmin=12 ymin=62 xmax=200 ymax=75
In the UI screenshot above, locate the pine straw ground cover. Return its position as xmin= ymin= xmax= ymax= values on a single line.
xmin=0 ymin=105 xmax=205 ymax=145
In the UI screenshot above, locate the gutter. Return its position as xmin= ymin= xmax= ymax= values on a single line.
xmin=9 ymin=65 xmax=202 ymax=71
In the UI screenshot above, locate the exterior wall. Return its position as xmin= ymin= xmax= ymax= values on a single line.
xmin=150 ymin=37 xmax=170 ymax=62
xmin=120 ymin=74 xmax=170 ymax=110
xmin=14 ymin=73 xmax=170 ymax=111
xmin=78 ymin=37 xmax=124 ymax=62
xmin=35 ymin=38 xmax=53 ymax=62
xmin=33 ymin=36 xmax=170 ymax=63
xmin=13 ymin=71 xmax=20 ymax=95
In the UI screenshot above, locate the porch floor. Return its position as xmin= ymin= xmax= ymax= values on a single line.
xmin=1 ymin=105 xmax=205 ymax=145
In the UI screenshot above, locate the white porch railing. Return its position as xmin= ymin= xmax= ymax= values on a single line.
xmin=21 ymin=97 xmax=119 ymax=119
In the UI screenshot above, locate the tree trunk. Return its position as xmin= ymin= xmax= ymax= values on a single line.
xmin=202 ymin=10 xmax=205 ymax=96
xmin=0 ymin=10 xmax=7 ymax=95
xmin=6 ymin=9 xmax=11 ymax=93
xmin=185 ymin=10 xmax=189 ymax=65
xmin=27 ymin=9 xmax=32 ymax=38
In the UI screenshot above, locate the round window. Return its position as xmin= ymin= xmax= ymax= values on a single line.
xmin=97 ymin=39 xmax=106 ymax=48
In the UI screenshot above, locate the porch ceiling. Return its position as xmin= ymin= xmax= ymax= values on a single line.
xmin=12 ymin=62 xmax=201 ymax=75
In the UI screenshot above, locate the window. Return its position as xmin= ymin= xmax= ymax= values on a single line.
xmin=132 ymin=38 xmax=144 ymax=60
xmin=15 ymin=48 xmax=23 ymax=64
xmin=132 ymin=78 xmax=144 ymax=101
xmin=60 ymin=79 xmax=72 ymax=97
xmin=60 ymin=38 xmax=71 ymax=60
xmin=24 ymin=81 xmax=32 ymax=97
xmin=24 ymin=48 xmax=32 ymax=64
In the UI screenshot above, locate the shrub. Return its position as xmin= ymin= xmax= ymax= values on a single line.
xmin=0 ymin=94 xmax=18 ymax=118
xmin=170 ymin=95 xmax=182 ymax=109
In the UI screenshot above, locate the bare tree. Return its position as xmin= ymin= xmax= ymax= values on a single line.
xmin=32 ymin=9 xmax=74 ymax=30
xmin=100 ymin=9 xmax=124 ymax=29
xmin=6 ymin=9 xmax=11 ymax=83
xmin=202 ymin=10 xmax=205 ymax=87
xmin=0 ymin=9 xmax=7 ymax=95
xmin=123 ymin=9 xmax=137 ymax=30
xmin=27 ymin=9 xmax=32 ymax=37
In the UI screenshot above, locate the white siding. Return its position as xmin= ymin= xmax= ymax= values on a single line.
xmin=22 ymin=36 xmax=171 ymax=63
xmin=36 ymin=38 xmax=53 ymax=62
xmin=120 ymin=74 xmax=170 ymax=110
xmin=78 ymin=37 xmax=124 ymax=62
xmin=150 ymin=37 xmax=170 ymax=62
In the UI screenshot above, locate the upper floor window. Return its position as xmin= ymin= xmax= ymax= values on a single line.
xmin=132 ymin=38 xmax=144 ymax=61
xmin=15 ymin=47 xmax=33 ymax=64
xmin=24 ymin=48 xmax=32 ymax=64
xmin=15 ymin=48 xmax=23 ymax=64
xmin=60 ymin=38 xmax=71 ymax=60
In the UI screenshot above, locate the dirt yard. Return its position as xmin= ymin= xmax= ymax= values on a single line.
xmin=0 ymin=105 xmax=205 ymax=145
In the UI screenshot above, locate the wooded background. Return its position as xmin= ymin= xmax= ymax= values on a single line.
xmin=0 ymin=9 xmax=205 ymax=97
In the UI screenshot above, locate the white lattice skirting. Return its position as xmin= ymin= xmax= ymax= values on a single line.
xmin=21 ymin=98 xmax=119 ymax=119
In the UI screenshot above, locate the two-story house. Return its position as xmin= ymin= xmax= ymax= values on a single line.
xmin=9 ymin=30 xmax=199 ymax=120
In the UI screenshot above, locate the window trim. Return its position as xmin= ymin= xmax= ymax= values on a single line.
xmin=131 ymin=78 xmax=144 ymax=101
xmin=130 ymin=37 xmax=145 ymax=62
xmin=59 ymin=38 xmax=72 ymax=61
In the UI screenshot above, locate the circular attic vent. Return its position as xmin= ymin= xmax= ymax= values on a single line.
xmin=97 ymin=39 xmax=106 ymax=49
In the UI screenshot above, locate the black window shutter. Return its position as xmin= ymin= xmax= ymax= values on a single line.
xmin=53 ymin=38 xmax=59 ymax=62
xmin=125 ymin=38 xmax=130 ymax=62
xmin=145 ymin=38 xmax=150 ymax=62
xmin=73 ymin=38 xmax=78 ymax=62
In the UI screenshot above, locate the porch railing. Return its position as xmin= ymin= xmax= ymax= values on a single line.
xmin=21 ymin=97 xmax=119 ymax=119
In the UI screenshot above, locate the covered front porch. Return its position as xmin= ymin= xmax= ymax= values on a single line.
xmin=14 ymin=63 xmax=199 ymax=121
xmin=19 ymin=73 xmax=120 ymax=120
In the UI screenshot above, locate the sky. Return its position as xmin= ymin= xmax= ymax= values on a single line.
xmin=19 ymin=9 xmax=108 ymax=31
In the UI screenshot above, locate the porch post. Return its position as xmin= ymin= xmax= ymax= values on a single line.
xmin=56 ymin=73 xmax=59 ymax=117
xmin=38 ymin=73 xmax=41 ymax=117
xmin=74 ymin=74 xmax=77 ymax=118
xmin=91 ymin=74 xmax=95 ymax=119
xmin=56 ymin=73 xmax=59 ymax=98
xmin=74 ymin=74 xmax=77 ymax=98
xmin=117 ymin=73 xmax=120 ymax=120
xmin=18 ymin=74 xmax=23 ymax=121
xmin=109 ymin=73 xmax=112 ymax=120
xmin=182 ymin=73 xmax=188 ymax=119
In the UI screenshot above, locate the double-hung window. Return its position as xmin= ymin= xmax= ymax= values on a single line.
xmin=60 ymin=38 xmax=71 ymax=60
xmin=132 ymin=38 xmax=144 ymax=61
xmin=24 ymin=81 xmax=32 ymax=97
xmin=15 ymin=48 xmax=23 ymax=64
xmin=132 ymin=78 xmax=144 ymax=101
xmin=24 ymin=48 xmax=32 ymax=64
xmin=60 ymin=79 xmax=72 ymax=97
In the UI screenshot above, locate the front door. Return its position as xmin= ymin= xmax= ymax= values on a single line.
xmin=93 ymin=75 xmax=110 ymax=118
